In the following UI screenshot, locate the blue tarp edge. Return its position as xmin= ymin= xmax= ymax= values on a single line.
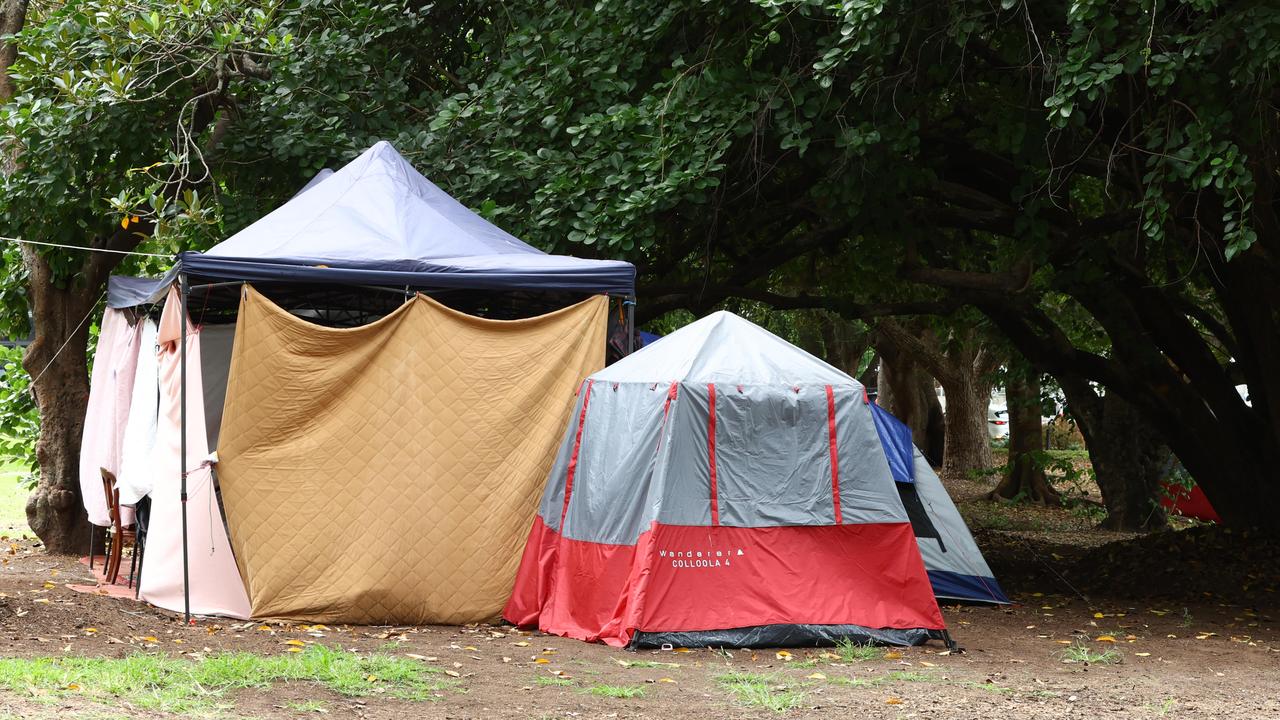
xmin=927 ymin=569 xmax=1011 ymax=604
xmin=870 ymin=402 xmax=916 ymax=484
xmin=177 ymin=252 xmax=636 ymax=295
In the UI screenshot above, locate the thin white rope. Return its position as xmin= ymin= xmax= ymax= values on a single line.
xmin=29 ymin=289 xmax=108 ymax=385
xmin=0 ymin=235 xmax=172 ymax=258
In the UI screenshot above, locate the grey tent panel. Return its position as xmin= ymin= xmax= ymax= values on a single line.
xmin=715 ymin=385 xmax=837 ymax=527
xmin=911 ymin=448 xmax=1009 ymax=604
xmin=198 ymin=324 xmax=236 ymax=452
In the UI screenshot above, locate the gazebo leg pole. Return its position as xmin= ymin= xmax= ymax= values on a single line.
xmin=179 ymin=273 xmax=191 ymax=624
xmin=88 ymin=522 xmax=95 ymax=570
xmin=625 ymin=296 xmax=636 ymax=356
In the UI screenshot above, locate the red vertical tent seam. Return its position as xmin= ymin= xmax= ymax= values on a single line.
xmin=826 ymin=385 xmax=844 ymax=524
xmin=708 ymin=382 xmax=720 ymax=526
xmin=654 ymin=382 xmax=679 ymax=452
xmin=559 ymin=379 xmax=595 ymax=530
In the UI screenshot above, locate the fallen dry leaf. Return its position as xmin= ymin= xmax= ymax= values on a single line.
xmin=883 ymin=651 xmax=903 ymax=660
xmin=805 ymin=672 xmax=827 ymax=680
xmin=886 ymin=697 xmax=903 ymax=705
xmin=1095 ymin=635 xmax=1117 ymax=643
xmin=775 ymin=650 xmax=793 ymax=660
xmin=1135 ymin=652 xmax=1151 ymax=657
xmin=444 ymin=670 xmax=461 ymax=678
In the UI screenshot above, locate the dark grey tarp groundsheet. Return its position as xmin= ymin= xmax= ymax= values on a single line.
xmin=629 ymin=624 xmax=938 ymax=649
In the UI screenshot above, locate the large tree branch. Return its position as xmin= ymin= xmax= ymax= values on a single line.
xmin=0 ymin=0 xmax=29 ymax=102
xmin=875 ymin=318 xmax=959 ymax=386
xmin=900 ymin=247 xmax=1035 ymax=295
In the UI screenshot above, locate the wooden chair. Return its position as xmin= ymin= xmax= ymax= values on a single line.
xmin=99 ymin=469 xmax=136 ymax=586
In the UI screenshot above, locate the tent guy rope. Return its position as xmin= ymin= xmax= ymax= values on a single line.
xmin=0 ymin=235 xmax=172 ymax=258
xmin=30 ymin=289 xmax=108 ymax=386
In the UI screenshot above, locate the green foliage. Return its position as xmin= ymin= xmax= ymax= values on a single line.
xmin=0 ymin=346 xmax=38 ymax=489
xmin=0 ymin=0 xmax=453 ymax=324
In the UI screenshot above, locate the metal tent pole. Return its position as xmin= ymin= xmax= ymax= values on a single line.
xmin=625 ymin=296 xmax=636 ymax=356
xmin=179 ymin=273 xmax=191 ymax=624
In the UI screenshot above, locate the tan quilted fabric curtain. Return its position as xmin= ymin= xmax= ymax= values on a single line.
xmin=217 ymin=286 xmax=607 ymax=624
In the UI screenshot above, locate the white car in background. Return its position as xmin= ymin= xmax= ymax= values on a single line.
xmin=935 ymin=387 xmax=1011 ymax=439
xmin=987 ymin=390 xmax=1009 ymax=439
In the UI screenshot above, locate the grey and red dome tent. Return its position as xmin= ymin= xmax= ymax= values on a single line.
xmin=504 ymin=311 xmax=953 ymax=648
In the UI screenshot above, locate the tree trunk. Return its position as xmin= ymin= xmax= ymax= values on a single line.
xmin=19 ymin=246 xmax=99 ymax=553
xmin=876 ymin=348 xmax=944 ymax=465
xmin=817 ymin=313 xmax=871 ymax=378
xmin=1062 ymin=384 xmax=1168 ymax=531
xmin=937 ymin=371 xmax=992 ymax=478
xmin=988 ymin=370 xmax=1060 ymax=505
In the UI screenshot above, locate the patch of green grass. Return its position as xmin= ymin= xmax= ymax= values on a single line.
xmin=584 ymin=684 xmax=644 ymax=698
xmin=535 ymin=675 xmax=574 ymax=687
xmin=1058 ymin=639 xmax=1121 ymax=665
xmin=615 ymin=660 xmax=680 ymax=669
xmin=787 ymin=658 xmax=818 ymax=669
xmin=827 ymin=670 xmax=937 ymax=688
xmin=283 ymin=699 xmax=328 ymax=713
xmin=834 ymin=639 xmax=882 ymax=662
xmin=0 ymin=645 xmax=455 ymax=713
xmin=0 ymin=459 xmax=30 ymax=534
xmin=886 ymin=671 xmax=935 ymax=682
xmin=716 ymin=672 xmax=804 ymax=713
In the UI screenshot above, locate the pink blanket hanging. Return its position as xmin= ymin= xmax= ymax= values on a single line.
xmin=138 ymin=288 xmax=250 ymax=619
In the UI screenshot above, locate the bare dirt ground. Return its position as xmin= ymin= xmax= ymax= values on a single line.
xmin=2 ymin=468 xmax=1279 ymax=719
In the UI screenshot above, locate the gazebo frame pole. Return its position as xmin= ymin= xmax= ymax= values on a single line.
xmin=625 ymin=295 xmax=636 ymax=356
xmin=179 ymin=273 xmax=191 ymax=624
